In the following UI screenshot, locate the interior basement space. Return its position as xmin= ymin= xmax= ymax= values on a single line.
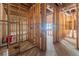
xmin=0 ymin=3 xmax=79 ymax=56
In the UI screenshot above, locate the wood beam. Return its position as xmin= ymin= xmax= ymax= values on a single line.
xmin=47 ymin=6 xmax=53 ymax=12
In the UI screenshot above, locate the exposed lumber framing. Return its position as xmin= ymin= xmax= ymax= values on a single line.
xmin=53 ymin=7 xmax=56 ymax=43
xmin=52 ymin=4 xmax=65 ymax=43
xmin=59 ymin=11 xmax=64 ymax=40
xmin=28 ymin=3 xmax=47 ymax=51
xmin=54 ymin=6 xmax=60 ymax=42
xmin=18 ymin=4 xmax=21 ymax=55
xmin=47 ymin=5 xmax=53 ymax=12
xmin=63 ymin=12 xmax=66 ymax=38
xmin=55 ymin=6 xmax=60 ymax=42
xmin=0 ymin=3 xmax=31 ymax=55
xmin=40 ymin=4 xmax=47 ymax=51
xmin=1 ymin=3 xmax=79 ymax=56
xmin=76 ymin=4 xmax=79 ymax=49
xmin=72 ymin=13 xmax=74 ymax=38
xmin=62 ymin=4 xmax=75 ymax=11
xmin=0 ymin=3 xmax=3 ymax=47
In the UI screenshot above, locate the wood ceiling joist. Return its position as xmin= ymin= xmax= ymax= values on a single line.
xmin=21 ymin=3 xmax=34 ymax=8
xmin=3 ymin=3 xmax=30 ymax=11
xmin=62 ymin=4 xmax=76 ymax=11
xmin=3 ymin=3 xmax=29 ymax=16
xmin=47 ymin=6 xmax=53 ymax=12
